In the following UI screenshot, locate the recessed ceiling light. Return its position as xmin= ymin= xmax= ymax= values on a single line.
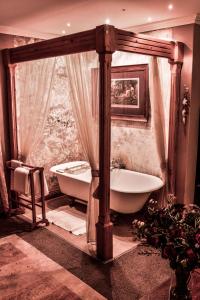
xmin=105 ymin=18 xmax=110 ymax=24
xmin=147 ymin=17 xmax=152 ymax=22
xmin=66 ymin=23 xmax=71 ymax=27
xmin=168 ymin=3 xmax=173 ymax=10
xmin=62 ymin=29 xmax=66 ymax=34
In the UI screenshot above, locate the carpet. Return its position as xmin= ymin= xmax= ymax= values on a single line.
xmin=0 ymin=234 xmax=106 ymax=300
xmin=19 ymin=227 xmax=172 ymax=300
xmin=1 ymin=217 xmax=200 ymax=300
xmin=41 ymin=210 xmax=86 ymax=235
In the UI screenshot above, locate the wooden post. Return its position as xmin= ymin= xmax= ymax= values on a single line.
xmin=96 ymin=25 xmax=116 ymax=261
xmin=2 ymin=49 xmax=18 ymax=160
xmin=2 ymin=49 xmax=18 ymax=209
xmin=168 ymin=42 xmax=184 ymax=196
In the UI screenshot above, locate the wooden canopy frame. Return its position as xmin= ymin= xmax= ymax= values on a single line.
xmin=2 ymin=24 xmax=184 ymax=261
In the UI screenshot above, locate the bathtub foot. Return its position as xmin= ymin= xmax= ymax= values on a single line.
xmin=68 ymin=197 xmax=76 ymax=207
xmin=110 ymin=212 xmax=119 ymax=225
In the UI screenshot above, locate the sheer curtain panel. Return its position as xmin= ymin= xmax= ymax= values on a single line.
xmin=65 ymin=52 xmax=99 ymax=244
xmin=149 ymin=57 xmax=170 ymax=205
xmin=16 ymin=58 xmax=56 ymax=163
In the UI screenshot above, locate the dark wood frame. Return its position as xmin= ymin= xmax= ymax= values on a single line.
xmin=2 ymin=24 xmax=184 ymax=262
xmin=111 ymin=64 xmax=149 ymax=122
xmin=6 ymin=161 xmax=49 ymax=229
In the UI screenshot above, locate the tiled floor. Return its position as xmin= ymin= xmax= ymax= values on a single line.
xmin=0 ymin=234 xmax=106 ymax=300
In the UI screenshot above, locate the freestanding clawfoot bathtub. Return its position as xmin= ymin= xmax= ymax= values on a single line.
xmin=50 ymin=161 xmax=164 ymax=213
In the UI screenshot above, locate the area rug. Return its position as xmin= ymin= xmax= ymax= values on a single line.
xmin=41 ymin=210 xmax=86 ymax=235
xmin=47 ymin=218 xmax=139 ymax=260
xmin=0 ymin=234 xmax=106 ymax=300
xmin=26 ymin=197 xmax=139 ymax=261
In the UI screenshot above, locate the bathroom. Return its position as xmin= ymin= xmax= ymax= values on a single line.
xmin=1 ymin=4 xmax=200 ymax=298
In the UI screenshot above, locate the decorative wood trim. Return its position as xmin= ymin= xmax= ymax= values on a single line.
xmin=2 ymin=49 xmax=18 ymax=159
xmin=115 ymin=28 xmax=175 ymax=59
xmin=181 ymin=86 xmax=190 ymax=127
xmin=173 ymin=41 xmax=185 ymax=64
xmin=96 ymin=25 xmax=116 ymax=53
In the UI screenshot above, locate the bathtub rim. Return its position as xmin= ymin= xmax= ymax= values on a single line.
xmin=50 ymin=161 xmax=164 ymax=194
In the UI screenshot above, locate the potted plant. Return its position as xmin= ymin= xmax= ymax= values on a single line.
xmin=132 ymin=197 xmax=200 ymax=299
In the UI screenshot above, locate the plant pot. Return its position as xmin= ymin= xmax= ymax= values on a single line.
xmin=170 ymin=266 xmax=192 ymax=300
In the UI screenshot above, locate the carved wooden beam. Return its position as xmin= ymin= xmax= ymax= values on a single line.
xmin=9 ymin=29 xmax=96 ymax=63
xmin=5 ymin=26 xmax=176 ymax=65
xmin=116 ymin=28 xmax=175 ymax=59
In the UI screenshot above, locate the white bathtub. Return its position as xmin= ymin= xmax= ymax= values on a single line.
xmin=50 ymin=161 xmax=163 ymax=214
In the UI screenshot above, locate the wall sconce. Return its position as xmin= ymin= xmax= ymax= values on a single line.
xmin=182 ymin=85 xmax=190 ymax=126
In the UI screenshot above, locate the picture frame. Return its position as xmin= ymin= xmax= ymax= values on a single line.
xmin=111 ymin=64 xmax=150 ymax=122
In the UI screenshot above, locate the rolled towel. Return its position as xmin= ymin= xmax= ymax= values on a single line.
xmin=10 ymin=160 xmax=22 ymax=190
xmin=13 ymin=166 xmax=29 ymax=194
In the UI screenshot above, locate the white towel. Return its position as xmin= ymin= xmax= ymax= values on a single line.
xmin=12 ymin=166 xmax=49 ymax=200
xmin=33 ymin=170 xmax=49 ymax=199
xmin=10 ymin=160 xmax=22 ymax=190
xmin=13 ymin=166 xmax=30 ymax=194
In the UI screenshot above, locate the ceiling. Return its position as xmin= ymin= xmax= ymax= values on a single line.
xmin=0 ymin=0 xmax=200 ymax=37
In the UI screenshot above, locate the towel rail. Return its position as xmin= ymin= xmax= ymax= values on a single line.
xmin=6 ymin=160 xmax=49 ymax=229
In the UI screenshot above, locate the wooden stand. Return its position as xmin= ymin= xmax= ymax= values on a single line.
xmin=6 ymin=161 xmax=49 ymax=230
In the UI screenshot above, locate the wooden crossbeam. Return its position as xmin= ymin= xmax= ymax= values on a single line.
xmin=116 ymin=29 xmax=174 ymax=59
xmin=9 ymin=29 xmax=96 ymax=63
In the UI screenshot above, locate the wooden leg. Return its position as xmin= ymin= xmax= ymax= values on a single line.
xmin=30 ymin=173 xmax=37 ymax=227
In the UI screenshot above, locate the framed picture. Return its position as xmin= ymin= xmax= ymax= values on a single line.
xmin=111 ymin=64 xmax=150 ymax=122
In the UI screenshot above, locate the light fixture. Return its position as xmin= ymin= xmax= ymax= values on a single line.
xmin=105 ymin=18 xmax=110 ymax=24
xmin=147 ymin=17 xmax=152 ymax=22
xmin=168 ymin=3 xmax=173 ymax=10
xmin=62 ymin=29 xmax=66 ymax=34
xmin=66 ymin=23 xmax=71 ymax=27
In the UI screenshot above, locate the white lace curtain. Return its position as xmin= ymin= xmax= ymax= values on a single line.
xmin=16 ymin=58 xmax=56 ymax=163
xmin=64 ymin=52 xmax=99 ymax=244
